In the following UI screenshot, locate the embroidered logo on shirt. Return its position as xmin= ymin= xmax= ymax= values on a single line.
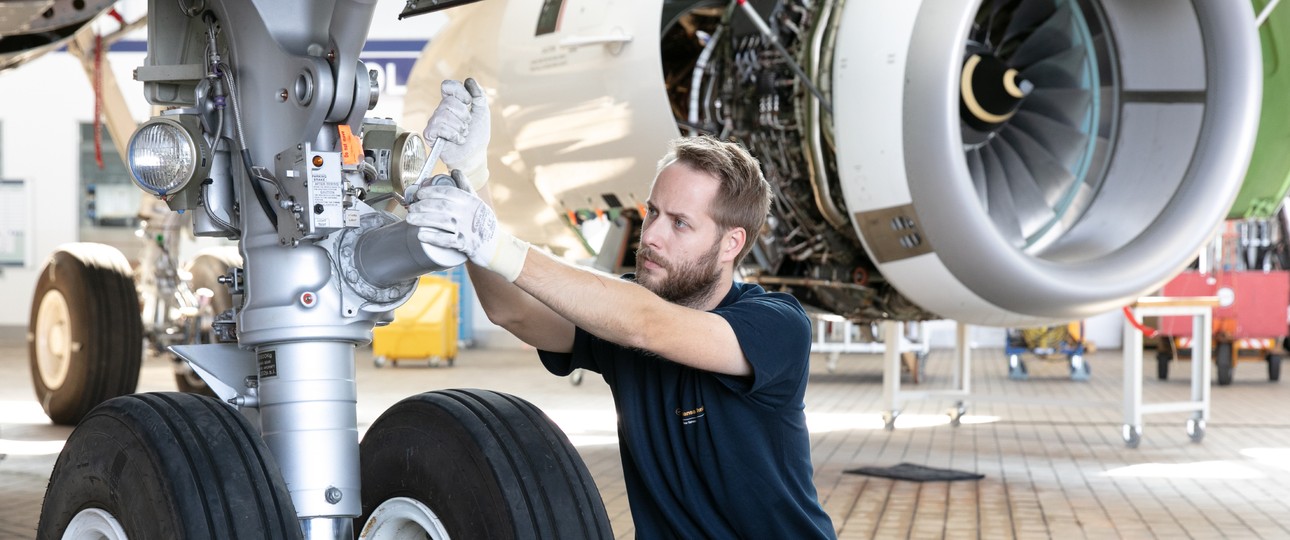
xmin=675 ymin=406 xmax=705 ymax=426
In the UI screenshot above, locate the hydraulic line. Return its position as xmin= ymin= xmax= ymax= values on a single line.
xmin=200 ymin=15 xmax=277 ymax=230
xmin=801 ymin=0 xmax=848 ymax=230
xmin=688 ymin=9 xmax=732 ymax=129
xmin=216 ymin=61 xmax=278 ymax=230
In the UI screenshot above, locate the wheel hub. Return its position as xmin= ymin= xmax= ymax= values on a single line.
xmin=359 ymin=497 xmax=450 ymax=539
xmin=35 ymin=289 xmax=73 ymax=389
xmin=64 ymin=508 xmax=127 ymax=540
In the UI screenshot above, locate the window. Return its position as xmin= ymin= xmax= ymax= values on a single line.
xmin=0 ymin=178 xmax=25 ymax=266
xmin=80 ymin=122 xmax=136 ymax=227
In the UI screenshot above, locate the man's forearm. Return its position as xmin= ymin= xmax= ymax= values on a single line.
xmin=511 ymin=248 xmax=751 ymax=376
xmin=512 ymin=249 xmax=647 ymax=346
xmin=466 ymin=260 xmax=520 ymax=323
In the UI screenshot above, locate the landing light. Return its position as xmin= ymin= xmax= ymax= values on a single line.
xmin=127 ymin=115 xmax=209 ymax=198
xmin=391 ymin=131 xmax=427 ymax=193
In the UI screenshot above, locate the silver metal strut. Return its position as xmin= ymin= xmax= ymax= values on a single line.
xmin=139 ymin=0 xmax=459 ymax=537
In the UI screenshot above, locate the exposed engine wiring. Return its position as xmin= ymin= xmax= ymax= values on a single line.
xmin=665 ymin=0 xmax=935 ymax=321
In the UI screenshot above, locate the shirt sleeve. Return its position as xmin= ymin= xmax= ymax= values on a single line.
xmin=711 ymin=291 xmax=811 ymax=406
xmin=537 ymin=326 xmax=602 ymax=376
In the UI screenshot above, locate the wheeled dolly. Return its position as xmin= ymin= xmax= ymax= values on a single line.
xmin=1005 ymin=324 xmax=1091 ymax=381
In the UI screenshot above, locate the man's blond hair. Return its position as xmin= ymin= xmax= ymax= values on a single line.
xmin=656 ymin=136 xmax=770 ymax=266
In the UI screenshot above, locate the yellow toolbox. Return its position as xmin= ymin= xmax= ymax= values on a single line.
xmin=372 ymin=274 xmax=458 ymax=367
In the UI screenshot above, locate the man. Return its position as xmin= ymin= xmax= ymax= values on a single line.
xmin=409 ymin=79 xmax=835 ymax=539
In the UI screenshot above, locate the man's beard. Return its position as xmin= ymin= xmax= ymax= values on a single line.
xmin=635 ymin=240 xmax=724 ymax=309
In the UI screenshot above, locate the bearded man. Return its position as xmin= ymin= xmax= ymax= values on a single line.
xmin=408 ymin=78 xmax=835 ymax=539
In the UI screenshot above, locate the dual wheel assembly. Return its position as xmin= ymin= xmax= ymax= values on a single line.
xmin=39 ymin=389 xmax=612 ymax=539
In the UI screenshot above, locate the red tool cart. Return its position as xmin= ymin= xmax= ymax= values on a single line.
xmin=1156 ymin=270 xmax=1288 ymax=385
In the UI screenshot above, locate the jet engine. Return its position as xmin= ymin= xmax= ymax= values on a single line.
xmin=406 ymin=0 xmax=1263 ymax=326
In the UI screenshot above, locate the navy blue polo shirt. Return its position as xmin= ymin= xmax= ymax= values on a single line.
xmin=538 ymin=279 xmax=835 ymax=539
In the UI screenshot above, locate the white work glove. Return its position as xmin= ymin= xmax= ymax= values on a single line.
xmin=406 ymin=170 xmax=529 ymax=282
xmin=422 ymin=78 xmax=490 ymax=189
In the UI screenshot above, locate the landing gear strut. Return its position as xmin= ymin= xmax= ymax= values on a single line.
xmin=37 ymin=0 xmax=608 ymax=537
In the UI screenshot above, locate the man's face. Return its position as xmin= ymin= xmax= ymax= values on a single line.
xmin=635 ymin=163 xmax=728 ymax=308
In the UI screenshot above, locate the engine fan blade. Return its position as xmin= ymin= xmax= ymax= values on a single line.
xmin=998 ymin=124 xmax=1079 ymax=208
xmin=1025 ymin=87 xmax=1092 ymax=127
xmin=1006 ymin=3 xmax=1074 ymax=68
xmin=1001 ymin=0 xmax=1056 ymax=48
xmin=1010 ymin=109 xmax=1090 ymax=171
xmin=1020 ymin=44 xmax=1089 ymax=89
xmin=980 ymin=144 xmax=1026 ymax=246
xmin=994 ymin=136 xmax=1058 ymax=236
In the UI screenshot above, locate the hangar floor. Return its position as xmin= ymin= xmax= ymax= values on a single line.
xmin=3 ymin=327 xmax=1290 ymax=539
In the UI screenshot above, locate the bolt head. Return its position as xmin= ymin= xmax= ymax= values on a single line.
xmin=325 ymin=486 xmax=342 ymax=504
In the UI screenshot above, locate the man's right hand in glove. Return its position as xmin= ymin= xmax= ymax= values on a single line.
xmin=421 ymin=78 xmax=490 ymax=190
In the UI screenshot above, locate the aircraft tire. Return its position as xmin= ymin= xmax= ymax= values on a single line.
xmin=1216 ymin=342 xmax=1234 ymax=386
xmin=1156 ymin=350 xmax=1171 ymax=381
xmin=357 ymin=389 xmax=612 ymax=539
xmin=28 ymin=243 xmax=141 ymax=425
xmin=37 ymin=393 xmax=299 ymax=539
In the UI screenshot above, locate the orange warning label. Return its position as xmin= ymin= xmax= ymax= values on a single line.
xmin=338 ymin=125 xmax=362 ymax=165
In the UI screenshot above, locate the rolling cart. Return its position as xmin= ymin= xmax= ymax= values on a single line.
xmin=812 ymin=314 xmax=929 ymax=383
xmin=372 ymin=274 xmax=460 ymax=368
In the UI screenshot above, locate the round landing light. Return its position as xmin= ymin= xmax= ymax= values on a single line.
xmin=391 ymin=131 xmax=427 ymax=194
xmin=127 ymin=117 xmax=206 ymax=197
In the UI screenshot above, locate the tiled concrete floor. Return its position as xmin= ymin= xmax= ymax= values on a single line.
xmin=4 ymin=329 xmax=1290 ymax=539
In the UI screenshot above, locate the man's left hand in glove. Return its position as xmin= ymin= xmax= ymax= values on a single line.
xmin=406 ymin=170 xmax=529 ymax=282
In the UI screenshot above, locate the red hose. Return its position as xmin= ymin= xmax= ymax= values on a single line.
xmin=93 ymin=33 xmax=103 ymax=170
xmin=1122 ymin=306 xmax=1159 ymax=338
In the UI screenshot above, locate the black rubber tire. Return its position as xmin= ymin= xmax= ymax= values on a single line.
xmin=1156 ymin=350 xmax=1171 ymax=381
xmin=357 ymin=389 xmax=612 ymax=539
xmin=28 ymin=243 xmax=142 ymax=426
xmin=37 ymin=392 xmax=300 ymax=539
xmin=1216 ymin=342 xmax=1234 ymax=386
xmin=173 ymin=248 xmax=241 ymax=395
xmin=1269 ymin=353 xmax=1282 ymax=382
